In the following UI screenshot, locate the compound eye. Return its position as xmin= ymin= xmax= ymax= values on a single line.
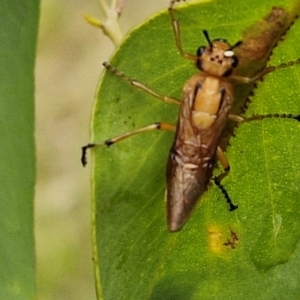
xmin=196 ymin=46 xmax=206 ymax=57
xmin=231 ymin=56 xmax=239 ymax=68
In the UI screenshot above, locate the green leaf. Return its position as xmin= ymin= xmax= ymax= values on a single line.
xmin=90 ymin=0 xmax=300 ymax=299
xmin=0 ymin=1 xmax=39 ymax=299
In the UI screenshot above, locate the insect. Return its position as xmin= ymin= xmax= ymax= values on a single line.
xmin=82 ymin=0 xmax=300 ymax=232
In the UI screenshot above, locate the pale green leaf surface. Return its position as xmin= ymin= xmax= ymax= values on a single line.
xmin=90 ymin=0 xmax=300 ymax=299
xmin=0 ymin=1 xmax=39 ymax=299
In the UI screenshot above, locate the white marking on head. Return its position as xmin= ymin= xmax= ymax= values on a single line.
xmin=224 ymin=50 xmax=234 ymax=57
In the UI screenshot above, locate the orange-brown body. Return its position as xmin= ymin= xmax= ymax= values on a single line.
xmin=167 ymin=75 xmax=233 ymax=231
xmin=166 ymin=38 xmax=238 ymax=232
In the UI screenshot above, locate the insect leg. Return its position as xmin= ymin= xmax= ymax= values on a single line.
xmin=217 ymin=146 xmax=230 ymax=173
xmin=168 ymin=0 xmax=197 ymax=61
xmin=231 ymin=58 xmax=300 ymax=83
xmin=103 ymin=62 xmax=181 ymax=105
xmin=214 ymin=147 xmax=238 ymax=211
xmin=229 ymin=113 xmax=300 ymax=123
xmin=81 ymin=122 xmax=176 ymax=166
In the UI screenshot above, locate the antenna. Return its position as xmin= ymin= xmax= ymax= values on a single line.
xmin=202 ymin=30 xmax=213 ymax=49
xmin=229 ymin=40 xmax=242 ymax=51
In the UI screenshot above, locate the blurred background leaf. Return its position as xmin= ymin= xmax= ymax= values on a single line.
xmin=0 ymin=0 xmax=39 ymax=299
xmin=35 ymin=1 xmax=169 ymax=299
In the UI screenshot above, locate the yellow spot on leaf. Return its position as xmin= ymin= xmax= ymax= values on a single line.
xmin=207 ymin=225 xmax=223 ymax=254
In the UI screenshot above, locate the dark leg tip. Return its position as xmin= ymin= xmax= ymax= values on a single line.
xmin=293 ymin=114 xmax=300 ymax=122
xmin=81 ymin=147 xmax=88 ymax=167
xmin=105 ymin=140 xmax=113 ymax=147
xmin=81 ymin=143 xmax=96 ymax=167
xmin=229 ymin=204 xmax=238 ymax=212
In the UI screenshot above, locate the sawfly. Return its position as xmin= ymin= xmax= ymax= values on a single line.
xmin=82 ymin=0 xmax=300 ymax=232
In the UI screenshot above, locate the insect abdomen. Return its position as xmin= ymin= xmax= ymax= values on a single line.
xmin=166 ymin=147 xmax=214 ymax=232
xmin=166 ymin=75 xmax=232 ymax=232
